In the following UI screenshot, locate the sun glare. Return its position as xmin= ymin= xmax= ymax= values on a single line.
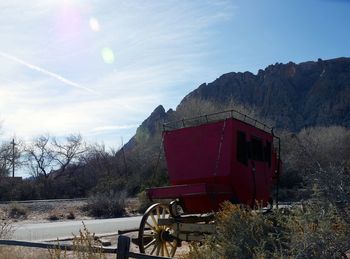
xmin=101 ymin=47 xmax=115 ymax=64
xmin=89 ymin=17 xmax=100 ymax=32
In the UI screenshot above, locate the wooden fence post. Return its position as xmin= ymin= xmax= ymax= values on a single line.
xmin=116 ymin=235 xmax=130 ymax=259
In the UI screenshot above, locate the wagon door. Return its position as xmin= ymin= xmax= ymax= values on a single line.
xmin=248 ymin=136 xmax=270 ymax=205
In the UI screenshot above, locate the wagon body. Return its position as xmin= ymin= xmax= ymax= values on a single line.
xmin=140 ymin=111 xmax=281 ymax=256
xmin=147 ymin=112 xmax=280 ymax=214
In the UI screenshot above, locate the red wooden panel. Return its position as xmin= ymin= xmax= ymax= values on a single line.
xmin=147 ymin=183 xmax=233 ymax=199
xmin=147 ymin=183 xmax=233 ymax=213
xmin=163 ymin=119 xmax=233 ymax=186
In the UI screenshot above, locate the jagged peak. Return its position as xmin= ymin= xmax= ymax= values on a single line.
xmin=140 ymin=105 xmax=166 ymax=128
xmin=152 ymin=105 xmax=165 ymax=115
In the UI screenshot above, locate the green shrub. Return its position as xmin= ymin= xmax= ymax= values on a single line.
xmin=85 ymin=190 xmax=126 ymax=218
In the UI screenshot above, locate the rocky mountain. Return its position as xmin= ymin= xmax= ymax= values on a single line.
xmin=125 ymin=57 xmax=350 ymax=151
xmin=183 ymin=57 xmax=350 ymax=130
xmin=124 ymin=105 xmax=168 ymax=151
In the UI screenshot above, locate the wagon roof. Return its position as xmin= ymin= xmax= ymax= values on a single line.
xmin=163 ymin=109 xmax=274 ymax=135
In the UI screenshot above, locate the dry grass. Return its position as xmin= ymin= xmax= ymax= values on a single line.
xmin=0 ymin=220 xmax=13 ymax=240
xmin=48 ymin=209 xmax=64 ymax=221
xmin=0 ymin=200 xmax=91 ymax=224
xmin=48 ymin=222 xmax=109 ymax=259
xmin=66 ymin=211 xmax=76 ymax=220
xmin=85 ymin=191 xmax=126 ymax=218
xmin=0 ymin=212 xmax=48 ymax=258
xmin=181 ymin=201 xmax=350 ymax=259
xmin=0 ymin=247 xmax=51 ymax=259
xmin=0 ymin=246 xmax=118 ymax=259
xmin=136 ymin=191 xmax=152 ymax=213
xmin=0 ymin=223 xmax=118 ymax=259
xmin=0 ymin=209 xmax=13 ymax=239
xmin=7 ymin=203 xmax=28 ymax=219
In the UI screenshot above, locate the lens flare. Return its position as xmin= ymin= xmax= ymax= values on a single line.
xmin=101 ymin=48 xmax=115 ymax=64
xmin=89 ymin=17 xmax=100 ymax=32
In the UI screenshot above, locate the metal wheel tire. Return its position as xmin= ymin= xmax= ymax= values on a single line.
xmin=138 ymin=203 xmax=177 ymax=257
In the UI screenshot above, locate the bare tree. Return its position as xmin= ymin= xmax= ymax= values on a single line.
xmin=26 ymin=134 xmax=86 ymax=178
xmin=0 ymin=137 xmax=24 ymax=177
xmin=0 ymin=142 xmax=12 ymax=176
xmin=51 ymin=134 xmax=85 ymax=174
xmin=25 ymin=134 xmax=53 ymax=178
xmin=282 ymin=126 xmax=350 ymax=223
xmin=297 ymin=126 xmax=350 ymax=169
xmin=175 ymin=98 xmax=220 ymax=119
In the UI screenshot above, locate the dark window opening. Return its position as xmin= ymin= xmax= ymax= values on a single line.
xmin=265 ymin=141 xmax=272 ymax=167
xmin=250 ymin=137 xmax=263 ymax=161
xmin=237 ymin=131 xmax=248 ymax=165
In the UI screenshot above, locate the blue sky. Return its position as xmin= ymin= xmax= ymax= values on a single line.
xmin=0 ymin=0 xmax=349 ymax=151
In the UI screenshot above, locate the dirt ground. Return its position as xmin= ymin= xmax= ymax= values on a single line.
xmin=0 ymin=198 xmax=140 ymax=223
xmin=0 ymin=200 xmax=88 ymax=223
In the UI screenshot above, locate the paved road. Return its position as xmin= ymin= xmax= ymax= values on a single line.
xmin=12 ymin=216 xmax=142 ymax=241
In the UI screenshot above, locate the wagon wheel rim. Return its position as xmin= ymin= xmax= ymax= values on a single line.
xmin=138 ymin=203 xmax=178 ymax=257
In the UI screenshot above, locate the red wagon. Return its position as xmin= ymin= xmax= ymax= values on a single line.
xmin=138 ymin=110 xmax=281 ymax=257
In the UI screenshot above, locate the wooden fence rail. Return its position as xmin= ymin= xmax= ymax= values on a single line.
xmin=0 ymin=235 xmax=171 ymax=259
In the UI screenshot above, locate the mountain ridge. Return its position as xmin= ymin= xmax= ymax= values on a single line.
xmin=179 ymin=57 xmax=350 ymax=130
xmin=126 ymin=57 xmax=350 ymax=150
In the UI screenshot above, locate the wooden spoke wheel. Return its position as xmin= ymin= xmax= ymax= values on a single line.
xmin=138 ymin=203 xmax=178 ymax=257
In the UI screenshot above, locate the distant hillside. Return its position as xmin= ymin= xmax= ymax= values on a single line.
xmin=126 ymin=57 xmax=350 ymax=151
xmin=183 ymin=57 xmax=350 ymax=130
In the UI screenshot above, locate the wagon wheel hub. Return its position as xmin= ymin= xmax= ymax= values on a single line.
xmin=159 ymin=228 xmax=174 ymax=242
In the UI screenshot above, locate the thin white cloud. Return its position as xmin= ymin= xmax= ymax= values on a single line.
xmin=0 ymin=51 xmax=97 ymax=94
xmin=0 ymin=0 xmax=236 ymax=151
xmin=0 ymin=90 xmax=160 ymax=138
